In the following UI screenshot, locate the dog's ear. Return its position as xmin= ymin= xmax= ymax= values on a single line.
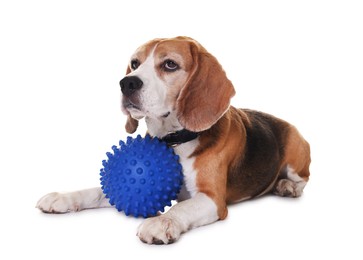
xmin=176 ymin=42 xmax=235 ymax=132
xmin=125 ymin=115 xmax=139 ymax=133
xmin=123 ymin=66 xmax=139 ymax=134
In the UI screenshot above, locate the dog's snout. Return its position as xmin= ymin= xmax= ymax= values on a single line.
xmin=120 ymin=76 xmax=143 ymax=97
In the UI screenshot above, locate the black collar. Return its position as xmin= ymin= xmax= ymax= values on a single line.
xmin=161 ymin=129 xmax=199 ymax=147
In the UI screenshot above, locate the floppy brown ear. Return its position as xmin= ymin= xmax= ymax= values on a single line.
xmin=176 ymin=43 xmax=235 ymax=132
xmin=123 ymin=66 xmax=139 ymax=134
xmin=125 ymin=115 xmax=139 ymax=133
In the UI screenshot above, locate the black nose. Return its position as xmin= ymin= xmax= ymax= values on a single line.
xmin=120 ymin=76 xmax=143 ymax=97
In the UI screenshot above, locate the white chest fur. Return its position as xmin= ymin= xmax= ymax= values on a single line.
xmin=173 ymin=139 xmax=199 ymax=201
xmin=144 ymin=114 xmax=199 ymax=201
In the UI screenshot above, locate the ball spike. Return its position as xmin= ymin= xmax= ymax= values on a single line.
xmin=126 ymin=136 xmax=133 ymax=145
xmin=119 ymin=140 xmax=125 ymax=147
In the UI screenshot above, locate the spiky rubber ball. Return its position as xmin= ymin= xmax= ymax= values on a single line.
xmin=100 ymin=135 xmax=183 ymax=218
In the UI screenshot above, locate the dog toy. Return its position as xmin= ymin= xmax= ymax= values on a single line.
xmin=100 ymin=134 xmax=183 ymax=218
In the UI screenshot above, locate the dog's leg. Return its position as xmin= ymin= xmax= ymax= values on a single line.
xmin=137 ymin=192 xmax=219 ymax=244
xmin=274 ymin=166 xmax=308 ymax=197
xmin=36 ymin=187 xmax=111 ymax=213
xmin=274 ymin=126 xmax=310 ymax=198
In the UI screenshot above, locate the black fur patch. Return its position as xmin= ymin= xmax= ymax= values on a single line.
xmin=227 ymin=109 xmax=289 ymax=199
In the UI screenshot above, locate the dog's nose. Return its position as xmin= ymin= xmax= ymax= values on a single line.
xmin=120 ymin=76 xmax=143 ymax=97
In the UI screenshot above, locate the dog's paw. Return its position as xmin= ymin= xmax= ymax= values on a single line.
xmin=137 ymin=216 xmax=183 ymax=244
xmin=36 ymin=192 xmax=81 ymax=213
xmin=274 ymin=179 xmax=301 ymax=197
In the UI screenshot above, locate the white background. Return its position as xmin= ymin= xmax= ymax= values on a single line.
xmin=1 ymin=0 xmax=362 ymax=259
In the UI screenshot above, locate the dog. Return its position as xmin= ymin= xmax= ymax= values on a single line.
xmin=36 ymin=36 xmax=311 ymax=244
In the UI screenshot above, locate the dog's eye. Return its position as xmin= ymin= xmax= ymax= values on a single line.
xmin=162 ymin=59 xmax=179 ymax=72
xmin=131 ymin=59 xmax=140 ymax=70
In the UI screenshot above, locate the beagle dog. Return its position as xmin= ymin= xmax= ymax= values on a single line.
xmin=37 ymin=36 xmax=311 ymax=244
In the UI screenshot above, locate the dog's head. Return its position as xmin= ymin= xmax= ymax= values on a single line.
xmin=120 ymin=36 xmax=235 ymax=134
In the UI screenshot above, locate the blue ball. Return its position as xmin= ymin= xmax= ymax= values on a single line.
xmin=100 ymin=134 xmax=183 ymax=218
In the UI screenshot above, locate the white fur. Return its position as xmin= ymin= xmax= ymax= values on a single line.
xmin=36 ymin=187 xmax=110 ymax=213
xmin=146 ymin=111 xmax=184 ymax=138
xmin=126 ymin=48 xmax=170 ymax=119
xmin=174 ymin=139 xmax=199 ymax=200
xmin=137 ymin=193 xmax=218 ymax=244
xmin=286 ymin=165 xmax=307 ymax=196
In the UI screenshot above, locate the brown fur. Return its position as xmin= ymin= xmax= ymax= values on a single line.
xmin=194 ymin=107 xmax=310 ymax=219
xmin=282 ymin=127 xmax=311 ymax=181
xmin=194 ymin=109 xmax=242 ymax=219
xmin=175 ymin=38 xmax=236 ymax=132
xmin=125 ymin=115 xmax=139 ymax=134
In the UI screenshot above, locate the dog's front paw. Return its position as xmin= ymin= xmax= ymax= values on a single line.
xmin=36 ymin=192 xmax=81 ymax=213
xmin=137 ymin=216 xmax=183 ymax=244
